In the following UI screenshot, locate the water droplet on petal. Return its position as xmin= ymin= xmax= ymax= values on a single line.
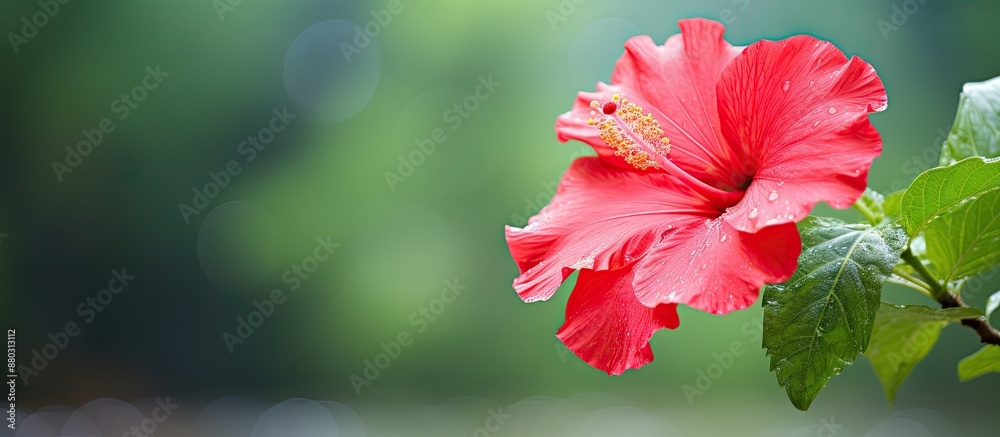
xmin=768 ymin=191 xmax=779 ymax=201
xmin=748 ymin=208 xmax=759 ymax=219
xmin=828 ymin=107 xmax=837 ymax=114
xmin=782 ymin=80 xmax=790 ymax=92
xmin=809 ymin=80 xmax=815 ymax=86
xmin=720 ymin=234 xmax=727 ymax=242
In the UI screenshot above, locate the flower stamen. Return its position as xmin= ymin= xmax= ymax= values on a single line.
xmin=588 ymin=95 xmax=671 ymax=171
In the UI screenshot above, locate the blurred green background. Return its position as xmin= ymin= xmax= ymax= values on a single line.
xmin=2 ymin=0 xmax=999 ymax=434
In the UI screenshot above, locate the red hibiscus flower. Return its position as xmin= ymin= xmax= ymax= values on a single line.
xmin=506 ymin=18 xmax=886 ymax=375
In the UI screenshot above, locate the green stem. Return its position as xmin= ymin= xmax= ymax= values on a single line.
xmin=852 ymin=199 xmax=880 ymax=225
xmin=900 ymin=248 xmax=1000 ymax=345
xmin=899 ymin=249 xmax=947 ymax=300
xmin=891 ymin=267 xmax=933 ymax=297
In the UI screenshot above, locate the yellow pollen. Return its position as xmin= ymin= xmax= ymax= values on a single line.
xmin=589 ymin=95 xmax=671 ymax=171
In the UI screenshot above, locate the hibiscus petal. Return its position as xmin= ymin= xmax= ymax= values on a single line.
xmin=610 ymin=18 xmax=746 ymax=190
xmin=506 ymin=157 xmax=715 ymax=303
xmin=717 ymin=35 xmax=887 ymax=233
xmin=557 ymin=268 xmax=680 ymax=375
xmin=632 ymin=218 xmax=801 ymax=314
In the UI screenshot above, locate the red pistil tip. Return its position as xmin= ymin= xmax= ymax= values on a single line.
xmin=602 ymin=102 xmax=618 ymax=115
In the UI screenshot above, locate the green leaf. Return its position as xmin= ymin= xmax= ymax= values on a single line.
xmin=856 ymin=188 xmax=885 ymax=224
xmin=941 ymin=76 xmax=1000 ymax=165
xmin=987 ymin=291 xmax=1000 ymax=319
xmin=883 ymin=190 xmax=905 ymax=220
xmin=924 ymin=186 xmax=1000 ymax=282
xmin=763 ymin=217 xmax=908 ymax=410
xmin=901 ymin=156 xmax=1000 ymax=237
xmin=865 ymin=304 xmax=983 ymax=406
xmin=958 ymin=345 xmax=1000 ymax=382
